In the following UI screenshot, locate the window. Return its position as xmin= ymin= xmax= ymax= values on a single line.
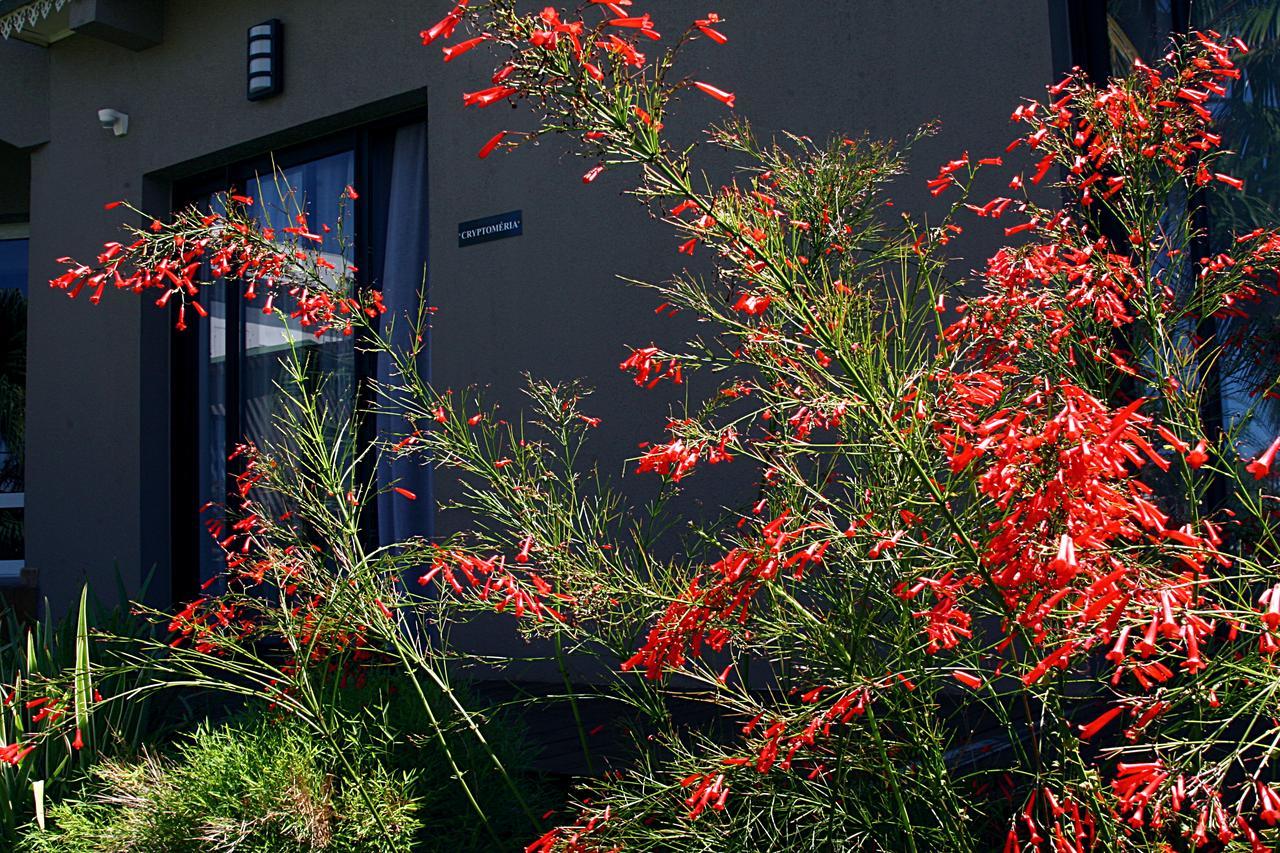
xmin=171 ymin=119 xmax=431 ymax=600
xmin=0 ymin=225 xmax=27 ymax=580
xmin=1105 ymin=2 xmax=1280 ymax=453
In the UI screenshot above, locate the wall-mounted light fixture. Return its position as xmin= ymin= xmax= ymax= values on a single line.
xmin=97 ymin=108 xmax=129 ymax=137
xmin=247 ymin=19 xmax=282 ymax=101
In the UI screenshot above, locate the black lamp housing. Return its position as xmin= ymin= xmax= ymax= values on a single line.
xmin=247 ymin=19 xmax=282 ymax=101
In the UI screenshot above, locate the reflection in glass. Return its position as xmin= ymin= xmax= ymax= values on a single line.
xmin=242 ymin=152 xmax=356 ymax=487
xmin=199 ymin=265 xmax=228 ymax=582
xmin=193 ymin=152 xmax=357 ymax=586
xmin=1189 ymin=3 xmax=1280 ymax=451
xmin=1108 ymin=2 xmax=1280 ymax=452
xmin=0 ymin=237 xmax=27 ymax=575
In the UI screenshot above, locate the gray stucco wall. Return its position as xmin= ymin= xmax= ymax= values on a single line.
xmin=2 ymin=0 xmax=1061 ymax=615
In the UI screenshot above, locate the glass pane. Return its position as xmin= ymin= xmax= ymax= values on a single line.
xmin=200 ymin=267 xmax=229 ymax=584
xmin=191 ymin=151 xmax=357 ymax=586
xmin=0 ymin=239 xmax=27 ymax=295
xmin=0 ymin=237 xmax=27 ymax=568
xmin=0 ymin=509 xmax=22 ymax=560
xmin=1189 ymin=2 xmax=1280 ymax=451
xmin=1108 ymin=4 xmax=1280 ymax=452
xmin=1107 ymin=1 xmax=1174 ymax=68
xmin=241 ymin=153 xmax=356 ymax=514
xmin=180 ymin=193 xmax=228 ymax=585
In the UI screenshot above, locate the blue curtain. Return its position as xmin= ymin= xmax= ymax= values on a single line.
xmin=376 ymin=122 xmax=433 ymax=546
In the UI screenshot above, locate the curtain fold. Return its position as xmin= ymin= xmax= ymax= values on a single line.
xmin=376 ymin=121 xmax=432 ymax=546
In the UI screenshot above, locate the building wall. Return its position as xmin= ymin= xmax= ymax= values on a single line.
xmin=5 ymin=0 xmax=1061 ymax=615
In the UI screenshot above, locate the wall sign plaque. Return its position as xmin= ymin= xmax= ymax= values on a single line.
xmin=458 ymin=210 xmax=522 ymax=247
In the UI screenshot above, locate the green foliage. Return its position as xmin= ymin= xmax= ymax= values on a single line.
xmin=332 ymin=669 xmax=557 ymax=850
xmin=22 ymin=708 xmax=420 ymax=852
xmin=0 ymin=583 xmax=164 ymax=845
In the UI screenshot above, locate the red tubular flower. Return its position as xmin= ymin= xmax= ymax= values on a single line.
xmin=1048 ymin=533 xmax=1078 ymax=579
xmin=1258 ymin=782 xmax=1280 ymax=825
xmin=393 ymin=487 xmax=417 ymax=500
xmin=1155 ymin=424 xmax=1189 ymax=454
xmin=601 ymin=34 xmax=645 ymax=68
xmin=420 ymin=1 xmax=467 ymax=45
xmin=1262 ymin=585 xmax=1280 ymax=632
xmin=462 ymin=85 xmax=519 ymax=107
xmin=582 ymin=164 xmax=605 ymax=183
xmin=693 ymin=81 xmax=735 ymax=108
xmin=670 ymin=200 xmax=697 ymax=216
xmin=442 ymin=34 xmax=488 ymax=62
xmin=952 ymin=670 xmax=983 ymax=689
xmin=927 ymin=175 xmax=955 ymax=196
xmin=606 ymin=14 xmax=659 ymax=38
xmin=0 ymin=742 xmax=33 ymax=766
xmin=1106 ymin=626 xmax=1131 ymax=663
xmin=1186 ymin=438 xmax=1209 ymax=468
xmin=1246 ymin=436 xmax=1280 ymax=479
xmin=1022 ymin=643 xmax=1075 ymax=686
xmin=1215 ymin=172 xmax=1245 ymax=191
xmin=1077 ymin=705 xmax=1123 ymax=739
xmin=694 ymin=13 xmax=727 ymax=43
xmin=477 ymin=130 xmax=506 ymax=159
xmin=732 ymin=292 xmax=771 ymax=315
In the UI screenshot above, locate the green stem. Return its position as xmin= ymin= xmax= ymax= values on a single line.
xmin=387 ymin=628 xmax=542 ymax=833
xmin=389 ymin=647 xmax=506 ymax=846
xmin=864 ymin=701 xmax=918 ymax=853
xmin=555 ymin=632 xmax=595 ymax=775
xmin=324 ymin=717 xmax=398 ymax=844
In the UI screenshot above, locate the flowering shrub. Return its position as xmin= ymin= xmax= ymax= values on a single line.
xmin=30 ymin=2 xmax=1280 ymax=850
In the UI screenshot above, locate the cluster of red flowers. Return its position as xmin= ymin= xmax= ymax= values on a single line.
xmin=166 ymin=595 xmax=255 ymax=655
xmin=418 ymin=545 xmax=574 ymax=623
xmin=423 ymin=0 xmax=734 ymax=164
xmin=924 ymin=376 xmax=1226 ymax=669
xmin=43 ymin=0 xmax=1280 ymax=845
xmin=621 ymin=509 xmax=827 ymax=678
xmin=0 ymin=685 xmax=100 ymax=769
xmin=1004 ymin=786 xmax=1099 ymax=852
xmin=525 ymin=805 xmax=616 ymax=853
xmin=618 ymin=346 xmax=684 ymax=388
xmin=634 ymin=421 xmax=735 ymax=482
xmin=909 ymin=34 xmax=1280 ymax=847
xmin=49 ymin=193 xmax=383 ymax=334
xmin=0 ymin=741 xmax=35 ymax=766
xmin=1006 ymin=35 xmax=1245 ymax=197
xmin=425 ymin=4 xmax=1280 ymax=840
